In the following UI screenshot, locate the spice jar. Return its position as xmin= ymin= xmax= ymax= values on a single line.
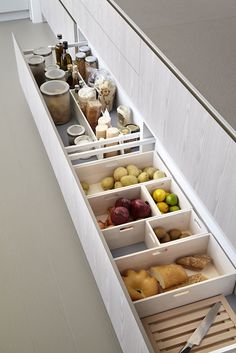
xmin=86 ymin=99 xmax=102 ymax=131
xmin=40 ymin=80 xmax=71 ymax=125
xmin=85 ymin=56 xmax=98 ymax=82
xmin=117 ymin=105 xmax=131 ymax=129
xmin=28 ymin=55 xmax=45 ymax=87
xmin=119 ymin=126 xmax=131 ymax=153
xmin=75 ymin=52 xmax=86 ymax=80
xmin=67 ymin=124 xmax=85 ymax=145
xmin=105 ymin=127 xmax=120 ymax=158
xmin=45 ymin=68 xmax=65 ymax=81
xmin=78 ymin=86 xmax=96 ymax=114
xmin=79 ymin=45 xmax=91 ymax=57
xmin=33 ymin=46 xmax=53 ymax=67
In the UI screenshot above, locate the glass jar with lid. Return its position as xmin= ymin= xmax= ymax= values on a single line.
xmin=85 ymin=56 xmax=98 ymax=83
xmin=28 ymin=55 xmax=45 ymax=87
xmin=33 ymin=46 xmax=53 ymax=67
xmin=79 ymin=45 xmax=91 ymax=57
xmin=75 ymin=52 xmax=86 ymax=80
xmin=45 ymin=68 xmax=65 ymax=81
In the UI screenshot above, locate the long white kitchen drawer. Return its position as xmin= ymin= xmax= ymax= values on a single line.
xmin=13 ymin=33 xmax=236 ymax=353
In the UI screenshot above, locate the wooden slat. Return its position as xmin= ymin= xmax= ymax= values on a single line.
xmin=142 ymin=295 xmax=236 ymax=353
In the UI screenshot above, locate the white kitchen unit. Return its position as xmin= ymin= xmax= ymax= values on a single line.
xmin=13 ymin=0 xmax=236 ymax=352
xmin=0 ymin=0 xmax=29 ymax=21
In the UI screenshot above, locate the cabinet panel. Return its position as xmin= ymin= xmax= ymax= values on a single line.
xmin=40 ymin=0 xmax=75 ymax=47
xmin=138 ymin=40 xmax=236 ymax=247
xmin=73 ymin=0 xmax=139 ymax=104
xmin=79 ymin=0 xmax=140 ymax=74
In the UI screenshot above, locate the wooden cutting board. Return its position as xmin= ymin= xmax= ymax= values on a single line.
xmin=142 ymin=295 xmax=236 ymax=353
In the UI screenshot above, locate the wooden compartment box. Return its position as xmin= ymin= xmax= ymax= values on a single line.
xmin=13 ymin=31 xmax=236 ymax=353
xmin=74 ymin=150 xmax=171 ymax=196
xmin=115 ymin=234 xmax=236 ymax=318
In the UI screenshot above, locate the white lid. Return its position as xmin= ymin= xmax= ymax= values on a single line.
xmin=78 ymin=86 xmax=96 ymax=99
xmin=33 ymin=46 xmax=52 ymax=57
xmin=28 ymin=55 xmax=45 ymax=66
xmin=45 ymin=69 xmax=65 ymax=80
xmin=74 ymin=135 xmax=93 ymax=145
xmin=45 ymin=64 xmax=60 ymax=72
xmin=79 ymin=45 xmax=90 ymax=53
xmin=40 ymin=80 xmax=69 ymax=96
xmin=85 ymin=56 xmax=97 ymax=63
xmin=67 ymin=124 xmax=85 ymax=136
xmin=76 ymin=52 xmax=86 ymax=59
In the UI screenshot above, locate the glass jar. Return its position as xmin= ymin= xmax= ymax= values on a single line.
xmin=74 ymin=135 xmax=93 ymax=159
xmin=85 ymin=56 xmax=98 ymax=82
xmin=45 ymin=68 xmax=65 ymax=81
xmin=33 ymin=46 xmax=53 ymax=67
xmin=86 ymin=99 xmax=102 ymax=131
xmin=75 ymin=52 xmax=86 ymax=80
xmin=94 ymin=73 xmax=116 ymax=112
xmin=28 ymin=55 xmax=45 ymax=87
xmin=78 ymin=86 xmax=96 ymax=114
xmin=67 ymin=124 xmax=85 ymax=145
xmin=45 ymin=64 xmax=59 ymax=72
xmin=40 ymin=80 xmax=71 ymax=125
xmin=105 ymin=127 xmax=120 ymax=158
xmin=79 ymin=45 xmax=91 ymax=57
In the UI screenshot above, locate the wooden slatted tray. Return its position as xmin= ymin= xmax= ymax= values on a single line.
xmin=142 ymin=295 xmax=236 ymax=353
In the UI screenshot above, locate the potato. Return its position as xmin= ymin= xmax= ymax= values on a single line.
xmin=113 ymin=167 xmax=128 ymax=181
xmin=101 ymin=176 xmax=114 ymax=190
xmin=127 ymin=164 xmax=141 ymax=177
xmin=120 ymin=175 xmax=138 ymax=187
xmin=138 ymin=172 xmax=149 ymax=183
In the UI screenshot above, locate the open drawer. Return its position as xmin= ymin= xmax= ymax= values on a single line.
xmin=13 ymin=32 xmax=236 ymax=353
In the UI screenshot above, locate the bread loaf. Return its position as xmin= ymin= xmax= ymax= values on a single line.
xmin=149 ymin=264 xmax=188 ymax=289
xmin=176 ymin=254 xmax=211 ymax=271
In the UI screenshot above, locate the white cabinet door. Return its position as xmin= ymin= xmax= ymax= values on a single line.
xmin=0 ymin=0 xmax=29 ymax=13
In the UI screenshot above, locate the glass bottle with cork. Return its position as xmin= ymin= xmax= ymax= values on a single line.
xmin=60 ymin=41 xmax=72 ymax=71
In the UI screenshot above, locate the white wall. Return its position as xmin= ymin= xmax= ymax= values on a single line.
xmin=0 ymin=0 xmax=29 ymax=13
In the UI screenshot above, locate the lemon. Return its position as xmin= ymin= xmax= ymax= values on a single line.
xmin=169 ymin=205 xmax=180 ymax=212
xmin=157 ymin=202 xmax=169 ymax=213
xmin=166 ymin=193 xmax=178 ymax=206
xmin=152 ymin=188 xmax=166 ymax=202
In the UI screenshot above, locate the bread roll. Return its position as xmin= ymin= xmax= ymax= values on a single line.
xmin=176 ymin=254 xmax=212 ymax=271
xmin=122 ymin=269 xmax=159 ymax=301
xmin=149 ymin=264 xmax=188 ymax=289
xmin=163 ymin=273 xmax=208 ymax=292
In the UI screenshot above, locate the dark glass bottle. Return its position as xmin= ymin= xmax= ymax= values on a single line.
xmin=60 ymin=41 xmax=72 ymax=71
xmin=66 ymin=64 xmax=74 ymax=89
xmin=55 ymin=34 xmax=63 ymax=66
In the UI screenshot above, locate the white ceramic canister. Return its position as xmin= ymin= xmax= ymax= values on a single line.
xmin=67 ymin=124 xmax=85 ymax=145
xmin=40 ymin=80 xmax=71 ymax=125
xmin=33 ymin=46 xmax=53 ymax=67
xmin=28 ymin=55 xmax=45 ymax=87
xmin=74 ymin=135 xmax=93 ymax=159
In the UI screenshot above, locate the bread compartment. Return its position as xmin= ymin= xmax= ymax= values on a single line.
xmin=102 ymin=219 xmax=160 ymax=258
xmin=115 ymin=234 xmax=236 ymax=317
xmin=147 ymin=209 xmax=208 ymax=245
xmin=145 ymin=179 xmax=192 ymax=215
xmin=88 ymin=184 xmax=158 ymax=231
xmin=74 ymin=150 xmax=170 ymax=196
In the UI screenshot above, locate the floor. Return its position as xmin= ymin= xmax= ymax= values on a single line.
xmin=0 ymin=19 xmax=122 ymax=353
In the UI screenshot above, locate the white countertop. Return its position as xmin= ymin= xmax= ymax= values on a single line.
xmin=111 ymin=0 xmax=236 ymax=135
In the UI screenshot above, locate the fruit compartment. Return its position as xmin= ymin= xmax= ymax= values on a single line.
xmin=102 ymin=219 xmax=160 ymax=258
xmin=74 ymin=150 xmax=171 ymax=196
xmin=145 ymin=179 xmax=192 ymax=215
xmin=115 ymin=234 xmax=236 ymax=318
xmin=147 ymin=209 xmax=208 ymax=245
xmin=88 ymin=184 xmax=158 ymax=230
